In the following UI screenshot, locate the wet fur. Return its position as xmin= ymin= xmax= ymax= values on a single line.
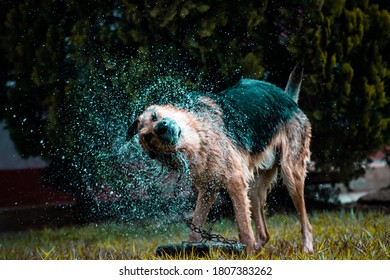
xmin=128 ymin=64 xmax=313 ymax=254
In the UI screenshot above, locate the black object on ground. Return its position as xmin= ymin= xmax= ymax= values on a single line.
xmin=155 ymin=242 xmax=246 ymax=257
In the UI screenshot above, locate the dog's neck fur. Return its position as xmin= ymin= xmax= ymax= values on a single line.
xmin=176 ymin=110 xmax=247 ymax=184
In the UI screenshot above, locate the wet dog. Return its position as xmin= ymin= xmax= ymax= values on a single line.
xmin=127 ymin=64 xmax=313 ymax=254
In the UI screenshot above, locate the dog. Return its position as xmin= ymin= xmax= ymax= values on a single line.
xmin=127 ymin=64 xmax=313 ymax=254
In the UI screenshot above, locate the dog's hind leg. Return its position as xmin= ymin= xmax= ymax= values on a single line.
xmin=249 ymin=166 xmax=278 ymax=250
xmin=282 ymin=171 xmax=313 ymax=253
xmin=280 ymin=124 xmax=314 ymax=253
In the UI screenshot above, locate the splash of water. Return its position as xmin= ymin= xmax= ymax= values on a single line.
xmin=46 ymin=48 xmax=210 ymax=224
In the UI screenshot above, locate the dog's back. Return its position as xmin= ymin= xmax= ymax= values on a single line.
xmin=212 ymin=77 xmax=302 ymax=155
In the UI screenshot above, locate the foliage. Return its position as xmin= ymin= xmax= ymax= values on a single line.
xmin=0 ymin=0 xmax=389 ymax=216
xmin=0 ymin=210 xmax=389 ymax=260
xmin=294 ymin=0 xmax=390 ymax=180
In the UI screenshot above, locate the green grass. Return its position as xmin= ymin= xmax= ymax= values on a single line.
xmin=0 ymin=210 xmax=389 ymax=260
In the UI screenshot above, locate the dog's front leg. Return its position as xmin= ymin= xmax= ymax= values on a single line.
xmin=226 ymin=178 xmax=256 ymax=255
xmin=188 ymin=187 xmax=216 ymax=242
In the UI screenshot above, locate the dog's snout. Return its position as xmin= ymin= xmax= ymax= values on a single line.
xmin=153 ymin=117 xmax=181 ymax=146
xmin=155 ymin=118 xmax=170 ymax=135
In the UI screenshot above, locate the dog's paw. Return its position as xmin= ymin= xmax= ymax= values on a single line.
xmin=303 ymin=241 xmax=314 ymax=254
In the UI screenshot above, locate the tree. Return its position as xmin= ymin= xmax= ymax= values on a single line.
xmin=291 ymin=0 xmax=390 ymax=182
xmin=1 ymin=0 xmax=389 ymax=218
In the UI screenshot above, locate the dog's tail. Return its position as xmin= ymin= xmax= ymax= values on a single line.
xmin=285 ymin=63 xmax=303 ymax=102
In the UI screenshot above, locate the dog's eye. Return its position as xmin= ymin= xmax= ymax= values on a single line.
xmin=151 ymin=112 xmax=158 ymax=122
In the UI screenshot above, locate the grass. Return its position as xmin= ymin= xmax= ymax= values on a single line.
xmin=0 ymin=210 xmax=389 ymax=260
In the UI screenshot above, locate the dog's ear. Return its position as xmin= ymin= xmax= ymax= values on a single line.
xmin=285 ymin=62 xmax=303 ymax=102
xmin=126 ymin=120 xmax=139 ymax=141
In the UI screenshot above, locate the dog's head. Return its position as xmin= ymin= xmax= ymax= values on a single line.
xmin=127 ymin=105 xmax=183 ymax=158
